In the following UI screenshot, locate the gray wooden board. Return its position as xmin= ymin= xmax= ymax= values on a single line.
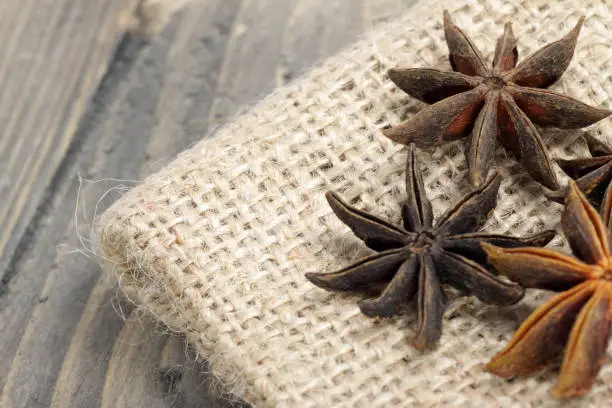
xmin=0 ymin=0 xmax=418 ymax=407
xmin=0 ymin=0 xmax=137 ymax=288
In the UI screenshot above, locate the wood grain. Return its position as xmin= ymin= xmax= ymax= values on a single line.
xmin=0 ymin=0 xmax=137 ymax=287
xmin=0 ymin=0 xmax=417 ymax=406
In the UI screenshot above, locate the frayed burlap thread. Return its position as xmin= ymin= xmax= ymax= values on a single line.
xmin=99 ymin=0 xmax=612 ymax=406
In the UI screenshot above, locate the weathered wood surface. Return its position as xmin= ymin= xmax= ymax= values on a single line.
xmin=0 ymin=0 xmax=417 ymax=407
xmin=0 ymin=0 xmax=138 ymax=288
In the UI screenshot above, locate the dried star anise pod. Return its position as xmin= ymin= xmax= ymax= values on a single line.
xmin=306 ymin=144 xmax=554 ymax=349
xmin=383 ymin=11 xmax=610 ymax=190
xmin=484 ymin=182 xmax=612 ymax=398
xmin=550 ymin=134 xmax=612 ymax=227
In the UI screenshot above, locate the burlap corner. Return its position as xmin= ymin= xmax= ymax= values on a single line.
xmin=98 ymin=0 xmax=612 ymax=406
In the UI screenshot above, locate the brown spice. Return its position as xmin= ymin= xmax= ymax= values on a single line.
xmin=551 ymin=133 xmax=612 ymax=228
xmin=484 ymin=181 xmax=612 ymax=398
xmin=306 ymin=144 xmax=554 ymax=349
xmin=383 ymin=11 xmax=610 ymax=190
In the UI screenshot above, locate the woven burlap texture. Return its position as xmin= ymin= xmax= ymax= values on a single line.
xmin=99 ymin=0 xmax=612 ymax=406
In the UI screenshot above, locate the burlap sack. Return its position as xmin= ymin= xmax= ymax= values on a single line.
xmin=98 ymin=0 xmax=612 ymax=406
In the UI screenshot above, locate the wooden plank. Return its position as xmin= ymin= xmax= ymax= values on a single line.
xmin=278 ymin=0 xmax=363 ymax=85
xmin=207 ymin=0 xmax=298 ymax=125
xmin=144 ymin=0 xmax=244 ymax=161
xmin=0 ymin=0 xmax=137 ymax=286
xmin=0 ymin=32 xmax=149 ymax=406
xmin=100 ymin=315 xmax=241 ymax=408
xmin=48 ymin=280 xmax=136 ymax=408
xmin=0 ymin=0 xmax=416 ymax=407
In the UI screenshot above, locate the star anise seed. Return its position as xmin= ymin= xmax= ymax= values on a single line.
xmin=306 ymin=144 xmax=555 ymax=349
xmin=383 ymin=11 xmax=610 ymax=190
xmin=551 ymin=134 xmax=612 ymax=228
xmin=484 ymin=181 xmax=612 ymax=399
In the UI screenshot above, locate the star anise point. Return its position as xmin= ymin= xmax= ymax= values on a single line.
xmin=484 ymin=184 xmax=612 ymax=398
xmin=384 ymin=12 xmax=610 ymax=189
xmin=552 ymin=134 xmax=612 ymax=228
xmin=307 ymin=144 xmax=554 ymax=348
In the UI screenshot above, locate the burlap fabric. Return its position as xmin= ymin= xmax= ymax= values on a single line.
xmin=98 ymin=0 xmax=612 ymax=406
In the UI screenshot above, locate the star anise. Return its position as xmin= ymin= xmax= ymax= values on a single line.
xmin=551 ymin=133 xmax=612 ymax=227
xmin=306 ymin=144 xmax=554 ymax=349
xmin=484 ymin=182 xmax=612 ymax=398
xmin=383 ymin=11 xmax=610 ymax=190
